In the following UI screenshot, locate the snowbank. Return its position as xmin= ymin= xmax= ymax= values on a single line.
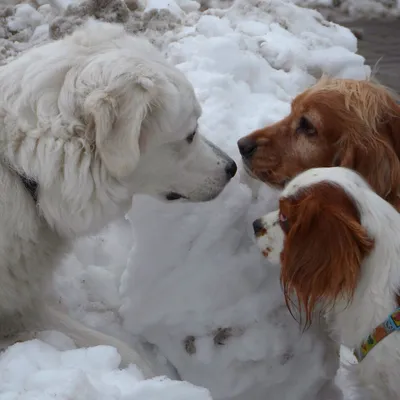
xmin=0 ymin=332 xmax=211 ymax=400
xmin=0 ymin=0 xmax=369 ymax=399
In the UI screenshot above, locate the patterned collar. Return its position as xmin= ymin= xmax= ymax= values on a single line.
xmin=354 ymin=307 xmax=400 ymax=362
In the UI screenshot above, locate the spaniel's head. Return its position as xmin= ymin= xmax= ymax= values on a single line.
xmin=253 ymin=167 xmax=375 ymax=326
xmin=238 ymin=77 xmax=400 ymax=208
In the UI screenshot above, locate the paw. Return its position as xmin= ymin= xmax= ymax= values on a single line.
xmin=183 ymin=335 xmax=196 ymax=355
xmin=183 ymin=326 xmax=245 ymax=355
xmin=212 ymin=327 xmax=233 ymax=346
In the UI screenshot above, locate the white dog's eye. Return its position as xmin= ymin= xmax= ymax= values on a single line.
xmin=186 ymin=131 xmax=196 ymax=144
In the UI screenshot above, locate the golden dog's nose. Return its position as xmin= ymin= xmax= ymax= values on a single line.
xmin=237 ymin=137 xmax=257 ymax=159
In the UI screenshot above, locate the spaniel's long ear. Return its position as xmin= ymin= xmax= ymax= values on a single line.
xmin=84 ymin=74 xmax=157 ymax=179
xmin=280 ymin=183 xmax=374 ymax=326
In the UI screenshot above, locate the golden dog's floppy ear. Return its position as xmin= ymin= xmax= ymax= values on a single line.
xmin=335 ymin=98 xmax=400 ymax=208
xmin=337 ymin=140 xmax=400 ymax=208
xmin=84 ymin=75 xmax=156 ymax=179
xmin=385 ymin=100 xmax=400 ymax=157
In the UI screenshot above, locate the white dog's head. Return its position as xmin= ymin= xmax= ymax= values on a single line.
xmin=126 ymin=83 xmax=237 ymax=202
xmin=0 ymin=21 xmax=237 ymax=236
xmin=76 ymin=22 xmax=236 ymax=203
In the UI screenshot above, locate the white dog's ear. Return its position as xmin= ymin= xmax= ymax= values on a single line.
xmin=84 ymin=77 xmax=155 ymax=178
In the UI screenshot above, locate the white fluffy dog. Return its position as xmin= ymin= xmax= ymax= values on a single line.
xmin=0 ymin=19 xmax=236 ymax=377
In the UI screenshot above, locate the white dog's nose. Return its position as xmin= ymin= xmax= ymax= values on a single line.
xmin=225 ymin=161 xmax=237 ymax=179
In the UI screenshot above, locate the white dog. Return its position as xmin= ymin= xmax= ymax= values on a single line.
xmin=0 ymin=19 xmax=236 ymax=377
xmin=253 ymin=167 xmax=400 ymax=399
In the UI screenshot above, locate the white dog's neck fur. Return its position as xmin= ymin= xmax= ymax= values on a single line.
xmin=0 ymin=134 xmax=134 ymax=238
xmin=283 ymin=168 xmax=400 ymax=398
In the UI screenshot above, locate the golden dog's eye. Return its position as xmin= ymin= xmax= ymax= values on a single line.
xmin=279 ymin=212 xmax=290 ymax=233
xmin=296 ymin=116 xmax=316 ymax=137
xmin=186 ymin=131 xmax=196 ymax=144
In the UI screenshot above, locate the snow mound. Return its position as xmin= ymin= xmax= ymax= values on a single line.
xmin=0 ymin=334 xmax=211 ymax=400
xmin=0 ymin=2 xmax=54 ymax=65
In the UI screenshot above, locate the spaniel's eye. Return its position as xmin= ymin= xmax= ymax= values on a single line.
xmin=296 ymin=116 xmax=316 ymax=137
xmin=279 ymin=212 xmax=290 ymax=233
xmin=186 ymin=131 xmax=196 ymax=144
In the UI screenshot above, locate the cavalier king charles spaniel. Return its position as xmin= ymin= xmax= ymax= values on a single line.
xmin=253 ymin=167 xmax=400 ymax=400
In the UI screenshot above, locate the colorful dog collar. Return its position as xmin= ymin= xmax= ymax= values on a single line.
xmin=354 ymin=307 xmax=400 ymax=362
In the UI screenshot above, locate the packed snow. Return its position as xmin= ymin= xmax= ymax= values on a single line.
xmin=0 ymin=0 xmax=373 ymax=398
xmin=0 ymin=331 xmax=212 ymax=399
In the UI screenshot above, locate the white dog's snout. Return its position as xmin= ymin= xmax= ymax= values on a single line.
xmin=202 ymin=137 xmax=238 ymax=183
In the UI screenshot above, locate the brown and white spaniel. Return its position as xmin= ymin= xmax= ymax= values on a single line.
xmin=253 ymin=167 xmax=400 ymax=400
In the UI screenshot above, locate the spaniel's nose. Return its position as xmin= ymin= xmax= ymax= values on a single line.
xmin=253 ymin=218 xmax=265 ymax=237
xmin=237 ymin=137 xmax=257 ymax=159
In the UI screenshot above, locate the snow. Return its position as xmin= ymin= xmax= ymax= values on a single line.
xmin=0 ymin=332 xmax=211 ymax=400
xmin=144 ymin=0 xmax=186 ymax=18
xmin=0 ymin=0 xmax=373 ymax=398
xmin=7 ymin=4 xmax=43 ymax=32
xmin=291 ymin=0 xmax=400 ymax=20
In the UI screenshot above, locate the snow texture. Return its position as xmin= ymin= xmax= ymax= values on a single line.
xmin=0 ymin=0 xmax=373 ymax=399
xmin=0 ymin=331 xmax=211 ymax=400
